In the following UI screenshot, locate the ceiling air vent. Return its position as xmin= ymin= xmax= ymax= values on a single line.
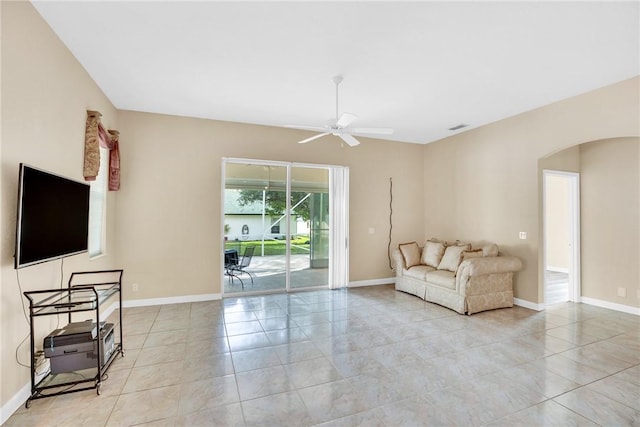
xmin=448 ymin=123 xmax=468 ymax=131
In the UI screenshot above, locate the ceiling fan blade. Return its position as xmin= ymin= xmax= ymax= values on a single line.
xmin=298 ymin=132 xmax=331 ymax=144
xmin=352 ymin=127 xmax=394 ymax=135
xmin=336 ymin=112 xmax=357 ymax=128
xmin=285 ymin=125 xmax=328 ymax=132
xmin=339 ymin=133 xmax=361 ymax=147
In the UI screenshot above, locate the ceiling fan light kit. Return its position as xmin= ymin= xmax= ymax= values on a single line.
xmin=286 ymin=75 xmax=394 ymax=147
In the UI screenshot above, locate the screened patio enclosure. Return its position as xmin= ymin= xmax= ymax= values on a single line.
xmin=222 ymin=160 xmax=344 ymax=295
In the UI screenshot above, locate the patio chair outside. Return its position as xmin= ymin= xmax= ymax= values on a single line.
xmin=226 ymin=245 xmax=256 ymax=289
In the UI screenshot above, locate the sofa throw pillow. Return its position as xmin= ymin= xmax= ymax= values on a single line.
xmin=453 ymin=241 xmax=472 ymax=250
xmin=483 ymin=243 xmax=499 ymax=257
xmin=430 ymin=237 xmax=461 ymax=247
xmin=421 ymin=240 xmax=446 ymax=267
xmin=462 ymin=249 xmax=483 ymax=261
xmin=438 ymin=245 xmax=467 ymax=272
xmin=399 ymin=242 xmax=421 ymax=268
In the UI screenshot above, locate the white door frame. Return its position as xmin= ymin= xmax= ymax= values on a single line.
xmin=542 ymin=169 xmax=581 ymax=304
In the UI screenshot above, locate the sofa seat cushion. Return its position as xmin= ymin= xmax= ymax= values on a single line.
xmin=404 ymin=265 xmax=435 ymax=281
xmin=426 ymin=270 xmax=456 ymax=289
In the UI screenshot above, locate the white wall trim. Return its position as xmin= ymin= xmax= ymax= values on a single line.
xmin=348 ymin=278 xmax=395 ymax=288
xmin=514 ymin=297 xmax=545 ymax=311
xmin=122 ymin=293 xmax=221 ymax=308
xmin=99 ymin=300 xmax=119 ymax=321
xmin=580 ymin=296 xmax=640 ymax=316
xmin=542 ymin=170 xmax=581 ymax=304
xmin=1 ymin=382 xmax=32 ymax=425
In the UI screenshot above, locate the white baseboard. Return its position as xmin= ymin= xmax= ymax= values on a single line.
xmin=514 ymin=295 xmax=639 ymax=315
xmin=122 ymin=293 xmax=221 ymax=308
xmin=93 ymin=293 xmax=222 ymax=320
xmin=1 ymin=357 xmax=51 ymax=424
xmin=100 ymin=300 xmax=119 ymax=321
xmin=1 ymin=380 xmax=32 ymax=425
xmin=580 ymin=296 xmax=640 ymax=316
xmin=514 ymin=298 xmax=545 ymax=311
xmin=348 ymin=278 xmax=395 ymax=288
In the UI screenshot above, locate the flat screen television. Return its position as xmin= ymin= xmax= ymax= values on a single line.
xmin=15 ymin=164 xmax=90 ymax=269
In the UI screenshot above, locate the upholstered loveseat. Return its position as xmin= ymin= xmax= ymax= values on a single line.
xmin=392 ymin=239 xmax=523 ymax=315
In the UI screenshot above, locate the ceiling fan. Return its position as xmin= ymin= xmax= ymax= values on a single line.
xmin=285 ymin=75 xmax=394 ymax=147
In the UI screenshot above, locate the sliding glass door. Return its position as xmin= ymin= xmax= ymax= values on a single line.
xmin=222 ymin=159 xmax=347 ymax=295
xmin=223 ymin=163 xmax=288 ymax=294
xmin=290 ymin=166 xmax=329 ymax=290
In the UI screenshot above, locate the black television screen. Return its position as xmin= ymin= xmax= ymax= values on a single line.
xmin=15 ymin=164 xmax=90 ymax=269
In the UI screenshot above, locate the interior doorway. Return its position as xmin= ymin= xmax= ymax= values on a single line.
xmin=221 ymin=159 xmax=348 ymax=296
xmin=543 ymin=170 xmax=580 ymax=305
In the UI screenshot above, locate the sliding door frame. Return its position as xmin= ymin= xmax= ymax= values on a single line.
xmin=221 ymin=158 xmax=348 ymax=297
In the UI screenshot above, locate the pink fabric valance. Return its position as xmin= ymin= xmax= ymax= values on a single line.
xmin=106 ymin=130 xmax=121 ymax=191
xmin=83 ymin=110 xmax=121 ymax=191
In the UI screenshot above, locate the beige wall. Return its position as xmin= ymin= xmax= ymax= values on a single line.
xmin=0 ymin=2 xmax=425 ymax=410
xmin=424 ymin=76 xmax=639 ymax=304
xmin=539 ymin=140 xmax=640 ymax=307
xmin=580 ymin=138 xmax=639 ymax=306
xmin=539 ymin=145 xmax=580 ymax=173
xmin=1 ymin=2 xmax=119 ymax=411
xmin=115 ymin=111 xmax=425 ymax=300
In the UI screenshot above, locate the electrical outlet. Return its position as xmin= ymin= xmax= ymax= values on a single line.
xmin=617 ymin=287 xmax=626 ymax=297
xmin=519 ymin=231 xmax=527 ymax=240
xmin=368 ymin=227 xmax=375 ymax=235
xmin=132 ymin=283 xmax=139 ymax=292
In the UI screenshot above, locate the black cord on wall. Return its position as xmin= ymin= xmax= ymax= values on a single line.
xmin=15 ymin=269 xmax=31 ymax=368
xmin=14 ymin=257 xmax=66 ymax=369
xmin=388 ymin=177 xmax=394 ymax=270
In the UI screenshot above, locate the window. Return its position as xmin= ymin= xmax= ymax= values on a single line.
xmin=88 ymin=147 xmax=108 ymax=257
xmin=271 ymin=224 xmax=280 ymax=234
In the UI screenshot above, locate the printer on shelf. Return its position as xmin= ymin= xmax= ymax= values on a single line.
xmin=44 ymin=320 xmax=115 ymax=374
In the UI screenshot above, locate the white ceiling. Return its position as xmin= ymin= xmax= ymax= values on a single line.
xmin=32 ymin=1 xmax=639 ymax=145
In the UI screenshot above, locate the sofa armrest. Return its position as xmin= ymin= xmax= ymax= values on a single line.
xmin=458 ymin=256 xmax=523 ymax=276
xmin=456 ymin=256 xmax=522 ymax=295
xmin=391 ymin=248 xmax=407 ymax=274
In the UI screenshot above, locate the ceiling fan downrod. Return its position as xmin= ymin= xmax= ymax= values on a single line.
xmin=332 ymin=75 xmax=343 ymax=121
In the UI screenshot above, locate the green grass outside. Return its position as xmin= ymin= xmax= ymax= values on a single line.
xmin=224 ymin=237 xmax=310 ymax=256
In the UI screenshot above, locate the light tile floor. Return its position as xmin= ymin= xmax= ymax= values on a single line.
xmin=6 ymin=285 xmax=640 ymax=426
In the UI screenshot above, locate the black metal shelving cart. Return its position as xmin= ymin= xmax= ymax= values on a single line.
xmin=23 ymin=270 xmax=124 ymax=408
